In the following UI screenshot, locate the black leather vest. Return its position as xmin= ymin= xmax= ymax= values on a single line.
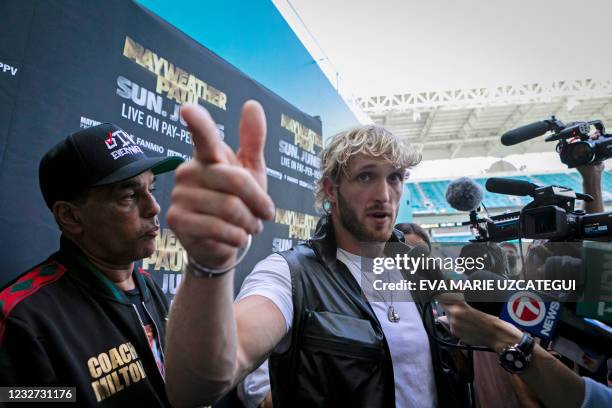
xmin=268 ymin=216 xmax=471 ymax=407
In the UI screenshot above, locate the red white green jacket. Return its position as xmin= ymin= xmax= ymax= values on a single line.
xmin=0 ymin=236 xmax=170 ymax=407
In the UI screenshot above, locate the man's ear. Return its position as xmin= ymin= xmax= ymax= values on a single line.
xmin=322 ymin=177 xmax=338 ymax=206
xmin=52 ymin=201 xmax=84 ymax=234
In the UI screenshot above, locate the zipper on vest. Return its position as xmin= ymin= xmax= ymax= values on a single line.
xmin=302 ymin=334 xmax=384 ymax=360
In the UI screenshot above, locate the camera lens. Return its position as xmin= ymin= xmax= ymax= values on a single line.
xmin=568 ymin=142 xmax=595 ymax=165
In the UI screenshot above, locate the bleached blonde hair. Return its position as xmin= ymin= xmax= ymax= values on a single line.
xmin=314 ymin=125 xmax=421 ymax=212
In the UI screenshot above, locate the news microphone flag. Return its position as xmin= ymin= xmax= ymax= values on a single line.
xmin=499 ymin=291 xmax=562 ymax=342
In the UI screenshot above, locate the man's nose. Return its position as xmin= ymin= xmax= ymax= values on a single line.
xmin=142 ymin=191 xmax=161 ymax=218
xmin=373 ymin=179 xmax=391 ymax=202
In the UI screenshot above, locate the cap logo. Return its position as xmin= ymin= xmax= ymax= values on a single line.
xmin=104 ymin=129 xmax=143 ymax=160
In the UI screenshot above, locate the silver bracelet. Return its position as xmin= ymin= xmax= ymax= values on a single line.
xmin=183 ymin=234 xmax=252 ymax=278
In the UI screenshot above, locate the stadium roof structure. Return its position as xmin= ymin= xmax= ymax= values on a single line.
xmin=274 ymin=0 xmax=612 ymax=161
xmin=354 ymin=78 xmax=612 ymax=160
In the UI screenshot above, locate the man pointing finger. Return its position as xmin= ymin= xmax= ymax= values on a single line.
xmin=165 ymin=102 xmax=468 ymax=407
xmin=167 ymin=102 xmax=275 ymax=271
xmin=165 ymin=101 xmax=279 ymax=406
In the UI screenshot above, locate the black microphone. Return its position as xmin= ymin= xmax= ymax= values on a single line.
xmin=464 ymin=269 xmax=508 ymax=316
xmin=544 ymin=256 xmax=584 ymax=283
xmin=485 ymin=177 xmax=538 ymax=197
xmin=445 ymin=177 xmax=484 ymax=211
xmin=501 ymin=121 xmax=551 ymax=146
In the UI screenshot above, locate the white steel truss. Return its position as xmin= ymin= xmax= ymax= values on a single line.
xmin=355 ymin=78 xmax=612 ymax=114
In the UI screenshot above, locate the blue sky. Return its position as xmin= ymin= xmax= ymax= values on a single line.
xmin=136 ymin=0 xmax=359 ymax=138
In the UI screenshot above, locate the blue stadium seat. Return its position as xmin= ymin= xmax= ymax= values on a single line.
xmin=407 ymin=170 xmax=611 ymax=213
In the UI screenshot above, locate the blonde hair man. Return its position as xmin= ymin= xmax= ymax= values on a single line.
xmin=164 ymin=103 xmax=467 ymax=407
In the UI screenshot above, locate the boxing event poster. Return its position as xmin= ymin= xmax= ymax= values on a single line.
xmin=0 ymin=0 xmax=322 ymax=299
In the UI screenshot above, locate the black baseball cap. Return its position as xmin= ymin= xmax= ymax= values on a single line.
xmin=39 ymin=123 xmax=184 ymax=209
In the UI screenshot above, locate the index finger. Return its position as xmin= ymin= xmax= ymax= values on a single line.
xmin=181 ymin=103 xmax=229 ymax=164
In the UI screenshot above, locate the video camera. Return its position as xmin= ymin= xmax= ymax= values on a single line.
xmin=439 ymin=136 xmax=612 ymax=383
xmin=501 ymin=116 xmax=612 ymax=168
xmin=442 ymin=178 xmax=612 ymax=370
xmin=467 ymin=177 xmax=612 ymax=242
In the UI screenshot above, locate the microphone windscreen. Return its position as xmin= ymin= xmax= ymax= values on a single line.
xmin=501 ymin=121 xmax=550 ymax=146
xmin=445 ymin=177 xmax=483 ymax=211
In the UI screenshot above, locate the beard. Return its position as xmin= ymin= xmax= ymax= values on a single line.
xmin=336 ymin=188 xmax=394 ymax=243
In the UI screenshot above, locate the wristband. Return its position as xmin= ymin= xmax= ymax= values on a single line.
xmin=184 ymin=234 xmax=252 ymax=278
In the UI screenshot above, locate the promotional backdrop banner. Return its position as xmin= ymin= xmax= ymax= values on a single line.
xmin=0 ymin=0 xmax=322 ymax=300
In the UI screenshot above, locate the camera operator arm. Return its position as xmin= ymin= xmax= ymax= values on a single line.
xmin=577 ymin=162 xmax=604 ymax=213
xmin=437 ymin=295 xmax=587 ymax=408
xmin=492 ymin=323 xmax=587 ymax=408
